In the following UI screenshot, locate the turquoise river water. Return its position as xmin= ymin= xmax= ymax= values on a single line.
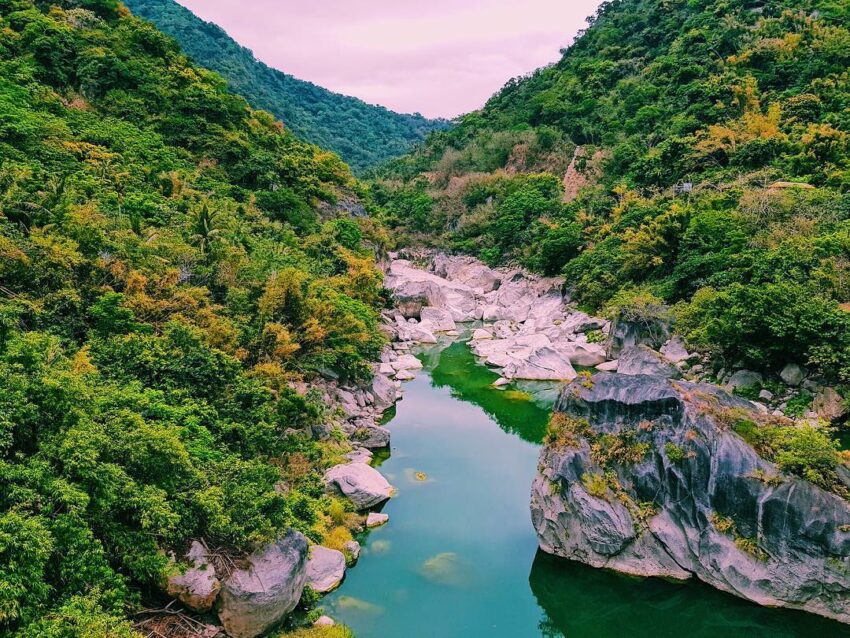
xmin=323 ymin=335 xmax=850 ymax=637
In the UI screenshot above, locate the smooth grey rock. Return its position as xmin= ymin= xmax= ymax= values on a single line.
xmin=420 ymin=307 xmax=457 ymax=332
xmin=166 ymin=541 xmax=220 ymax=613
xmin=386 ymin=260 xmax=478 ymax=321
xmin=217 ymin=531 xmax=309 ymax=638
xmin=306 ymin=546 xmax=346 ymax=593
xmin=371 ymin=374 xmax=397 ymax=411
xmin=780 ymin=363 xmax=807 ymax=386
xmin=561 ymin=312 xmax=605 ymax=335
xmin=352 ymin=425 xmax=391 ymax=449
xmin=595 ymin=359 xmax=619 ymax=372
xmin=390 ymin=354 xmax=423 ymax=371
xmin=504 ymin=347 xmax=577 ymax=381
xmin=435 ymin=255 xmax=501 ymax=292
xmin=314 ymin=616 xmax=335 ymax=627
xmin=556 ymin=342 xmax=607 ymax=367
xmin=759 ymin=389 xmax=774 ymax=402
xmin=472 ymin=328 xmax=493 ymax=340
xmin=344 ymin=447 xmax=373 ymax=464
xmin=396 ymin=322 xmax=438 ymax=344
xmin=493 ymin=377 xmax=510 ymax=387
xmin=617 ymin=345 xmax=681 ymax=378
xmin=660 ymin=337 xmax=691 ymax=363
xmin=725 ymin=369 xmax=764 ymax=393
xmin=324 ymin=463 xmax=393 ymax=510
xmin=533 ymin=373 xmax=850 ymax=625
xmin=366 ymin=512 xmax=389 ymax=528
xmin=394 ymin=368 xmax=416 ymax=381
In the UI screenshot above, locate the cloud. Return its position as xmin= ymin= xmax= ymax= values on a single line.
xmin=176 ymin=0 xmax=601 ymax=118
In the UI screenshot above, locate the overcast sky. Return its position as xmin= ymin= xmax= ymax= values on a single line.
xmin=175 ymin=0 xmax=602 ymax=118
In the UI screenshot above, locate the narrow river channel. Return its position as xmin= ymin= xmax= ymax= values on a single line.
xmin=323 ymin=334 xmax=850 ymax=637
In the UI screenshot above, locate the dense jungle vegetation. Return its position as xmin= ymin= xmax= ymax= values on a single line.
xmin=0 ymin=0 xmax=386 ymax=634
xmin=374 ymin=0 xmax=850 ymax=383
xmin=122 ymin=0 xmax=450 ymax=174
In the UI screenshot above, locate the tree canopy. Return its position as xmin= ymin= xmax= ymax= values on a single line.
xmin=373 ymin=0 xmax=850 ymax=382
xmin=123 ymin=0 xmax=451 ymax=174
xmin=0 ymin=0 xmax=385 ymax=633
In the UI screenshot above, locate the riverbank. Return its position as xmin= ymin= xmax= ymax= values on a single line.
xmin=318 ymin=332 xmax=850 ymax=637
xmin=308 ymin=253 xmax=850 ymax=635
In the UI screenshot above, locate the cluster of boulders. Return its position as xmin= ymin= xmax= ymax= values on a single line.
xmin=163 ymin=363 xmax=403 ymax=638
xmin=383 ymin=253 xmax=701 ymax=385
xmin=163 ymin=532 xmax=309 ymax=638
xmin=532 ymin=372 xmax=850 ymax=624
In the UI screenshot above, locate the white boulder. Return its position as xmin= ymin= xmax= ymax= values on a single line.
xmin=324 ymin=463 xmax=394 ymax=510
xmin=306 ymin=546 xmax=346 ymax=593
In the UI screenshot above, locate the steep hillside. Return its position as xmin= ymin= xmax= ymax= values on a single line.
xmin=374 ymin=0 xmax=850 ymax=386
xmin=123 ymin=0 xmax=450 ymax=173
xmin=0 ymin=0 xmax=385 ymax=634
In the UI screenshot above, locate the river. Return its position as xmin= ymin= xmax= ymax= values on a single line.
xmin=323 ymin=334 xmax=850 ymax=637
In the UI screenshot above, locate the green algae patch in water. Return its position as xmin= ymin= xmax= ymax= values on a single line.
xmin=323 ymin=339 xmax=850 ymax=637
xmin=499 ymin=389 xmax=534 ymax=402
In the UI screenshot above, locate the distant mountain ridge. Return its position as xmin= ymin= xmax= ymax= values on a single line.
xmin=123 ymin=0 xmax=450 ymax=173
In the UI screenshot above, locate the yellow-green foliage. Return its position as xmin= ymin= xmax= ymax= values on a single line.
xmin=710 ymin=512 xmax=736 ymax=535
xmin=592 ymin=430 xmax=651 ymax=466
xmin=545 ymin=413 xmax=593 ymax=449
xmin=664 ymin=442 xmax=687 ymax=464
xmin=0 ymin=1 xmax=386 ymax=634
xmin=582 ymin=472 xmax=612 ymax=500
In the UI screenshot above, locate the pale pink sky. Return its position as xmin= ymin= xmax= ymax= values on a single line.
xmin=176 ymin=0 xmax=602 ymax=118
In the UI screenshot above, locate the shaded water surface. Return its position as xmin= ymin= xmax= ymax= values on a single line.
xmin=324 ymin=338 xmax=850 ymax=637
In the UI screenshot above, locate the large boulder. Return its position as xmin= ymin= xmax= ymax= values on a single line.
xmin=555 ymin=342 xmax=607 ymax=367
xmin=605 ymin=311 xmax=671 ymax=359
xmin=503 ymin=347 xmax=577 ymax=381
xmin=217 ymin=531 xmax=309 ymax=638
xmin=324 ymin=462 xmax=393 ymax=510
xmin=433 ymin=254 xmax=501 ymax=293
xmin=780 ymin=363 xmax=807 ymax=387
xmin=532 ymin=373 xmax=850 ymax=625
xmin=420 ymin=307 xmax=457 ymax=332
xmin=616 ymin=345 xmax=681 ymax=378
xmin=306 ymin=546 xmax=346 ymax=593
xmin=396 ymin=321 xmax=437 ymax=344
xmin=725 ymin=369 xmax=763 ymax=393
xmin=390 ymin=354 xmax=423 ymax=372
xmin=659 ymin=337 xmax=691 ymax=364
xmin=165 ymin=541 xmax=221 ymax=613
xmin=352 ymin=424 xmax=391 ymax=449
xmin=386 ymin=260 xmax=479 ymax=321
xmin=813 ymin=387 xmax=847 ymax=421
xmin=370 ymin=373 xmax=398 ymax=411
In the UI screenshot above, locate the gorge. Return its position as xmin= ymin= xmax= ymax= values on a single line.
xmin=3 ymin=1 xmax=850 ymax=637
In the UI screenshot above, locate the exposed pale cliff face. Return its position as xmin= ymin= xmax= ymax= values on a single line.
xmin=531 ymin=373 xmax=850 ymax=624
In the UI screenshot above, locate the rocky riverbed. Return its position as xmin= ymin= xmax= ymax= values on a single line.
xmin=162 ymin=252 xmax=849 ymax=636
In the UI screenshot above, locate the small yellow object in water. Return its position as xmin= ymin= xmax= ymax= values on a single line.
xmin=415 ymin=471 xmax=427 ymax=482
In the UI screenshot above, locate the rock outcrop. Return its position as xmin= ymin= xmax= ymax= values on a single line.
xmin=217 ymin=531 xmax=309 ymax=638
xmin=617 ymin=345 xmax=681 ymax=378
xmin=532 ymin=373 xmax=850 ymax=624
xmin=605 ymin=311 xmax=671 ymax=359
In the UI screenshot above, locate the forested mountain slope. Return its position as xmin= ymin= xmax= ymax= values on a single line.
xmin=375 ymin=0 xmax=850 ymax=384
xmin=0 ymin=0 xmax=385 ymax=633
xmin=123 ymin=0 xmax=450 ymax=173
